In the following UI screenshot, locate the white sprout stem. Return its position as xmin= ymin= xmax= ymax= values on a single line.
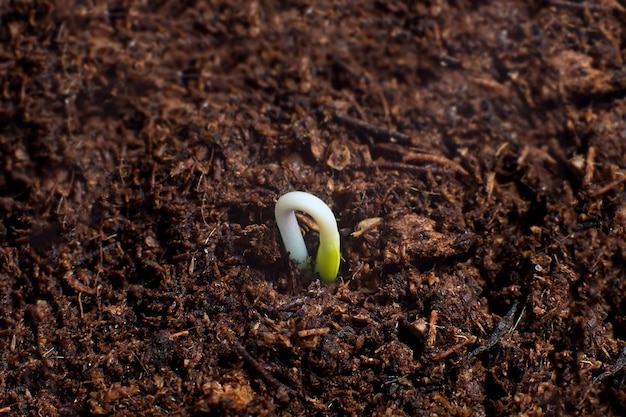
xmin=274 ymin=191 xmax=339 ymax=268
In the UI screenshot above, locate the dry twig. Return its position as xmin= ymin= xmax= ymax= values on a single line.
xmin=591 ymin=174 xmax=626 ymax=198
xmin=594 ymin=346 xmax=626 ymax=383
xmin=469 ymin=302 xmax=519 ymax=358
xmin=233 ymin=341 xmax=297 ymax=397
xmin=333 ymin=112 xmax=411 ymax=144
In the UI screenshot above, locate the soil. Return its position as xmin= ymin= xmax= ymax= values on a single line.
xmin=1 ymin=1 xmax=626 ymax=416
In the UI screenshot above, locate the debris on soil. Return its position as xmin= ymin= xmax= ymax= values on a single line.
xmin=1 ymin=1 xmax=625 ymax=415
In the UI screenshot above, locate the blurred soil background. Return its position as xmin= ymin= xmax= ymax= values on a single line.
xmin=1 ymin=0 xmax=626 ymax=415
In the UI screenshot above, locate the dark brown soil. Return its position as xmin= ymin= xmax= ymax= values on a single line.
xmin=1 ymin=1 xmax=626 ymax=416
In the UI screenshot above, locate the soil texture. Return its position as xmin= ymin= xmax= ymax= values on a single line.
xmin=1 ymin=1 xmax=626 ymax=416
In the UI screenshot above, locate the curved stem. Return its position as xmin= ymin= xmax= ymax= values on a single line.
xmin=274 ymin=191 xmax=340 ymax=282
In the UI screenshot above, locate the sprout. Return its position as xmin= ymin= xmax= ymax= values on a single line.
xmin=274 ymin=191 xmax=340 ymax=283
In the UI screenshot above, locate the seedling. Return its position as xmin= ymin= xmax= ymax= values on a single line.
xmin=274 ymin=191 xmax=340 ymax=283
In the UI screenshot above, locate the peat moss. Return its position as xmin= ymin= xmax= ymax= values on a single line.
xmin=1 ymin=1 xmax=625 ymax=415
